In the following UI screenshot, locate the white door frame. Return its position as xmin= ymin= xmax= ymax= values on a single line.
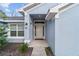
xmin=33 ymin=20 xmax=45 ymax=40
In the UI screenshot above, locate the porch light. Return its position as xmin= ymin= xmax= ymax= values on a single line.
xmin=25 ymin=22 xmax=28 ymax=25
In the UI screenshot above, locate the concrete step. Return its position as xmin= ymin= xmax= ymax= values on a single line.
xmin=31 ymin=47 xmax=46 ymax=56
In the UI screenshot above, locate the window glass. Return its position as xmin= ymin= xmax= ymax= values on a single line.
xmin=18 ymin=23 xmax=24 ymax=36
xmin=18 ymin=31 xmax=24 ymax=36
xmin=10 ymin=24 xmax=16 ymax=36
xmin=10 ymin=24 xmax=16 ymax=31
xmin=18 ymin=23 xmax=24 ymax=31
xmin=9 ymin=23 xmax=24 ymax=37
xmin=11 ymin=31 xmax=16 ymax=36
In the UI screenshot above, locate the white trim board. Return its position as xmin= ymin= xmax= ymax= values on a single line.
xmin=17 ymin=3 xmax=34 ymax=12
xmin=25 ymin=3 xmax=44 ymax=13
xmin=56 ymin=4 xmax=78 ymax=18
xmin=46 ymin=4 xmax=78 ymax=20
xmin=4 ymin=20 xmax=24 ymax=23
xmin=18 ymin=3 xmax=42 ymax=13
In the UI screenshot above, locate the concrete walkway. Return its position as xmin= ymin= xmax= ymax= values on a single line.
xmin=29 ymin=40 xmax=48 ymax=56
xmin=31 ymin=47 xmax=46 ymax=56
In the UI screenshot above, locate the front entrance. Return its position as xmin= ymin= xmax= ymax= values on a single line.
xmin=34 ymin=22 xmax=45 ymax=40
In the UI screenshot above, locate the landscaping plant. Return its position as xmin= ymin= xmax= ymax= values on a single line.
xmin=0 ymin=10 xmax=8 ymax=49
xmin=0 ymin=10 xmax=7 ymax=20
xmin=0 ymin=24 xmax=8 ymax=49
xmin=18 ymin=43 xmax=29 ymax=53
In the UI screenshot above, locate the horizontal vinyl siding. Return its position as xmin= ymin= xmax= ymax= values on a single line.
xmin=46 ymin=19 xmax=55 ymax=54
xmin=55 ymin=5 xmax=79 ymax=56
xmin=7 ymin=37 xmax=24 ymax=43
xmin=4 ymin=20 xmax=24 ymax=23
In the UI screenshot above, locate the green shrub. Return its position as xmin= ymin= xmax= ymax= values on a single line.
xmin=0 ymin=24 xmax=8 ymax=49
xmin=18 ymin=43 xmax=29 ymax=53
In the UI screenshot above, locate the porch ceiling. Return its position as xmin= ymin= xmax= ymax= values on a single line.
xmin=30 ymin=14 xmax=46 ymax=20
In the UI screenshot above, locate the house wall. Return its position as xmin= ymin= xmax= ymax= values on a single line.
xmin=55 ymin=5 xmax=79 ymax=56
xmin=3 ymin=17 xmax=25 ymax=43
xmin=29 ymin=17 xmax=33 ymax=41
xmin=28 ymin=3 xmax=58 ymax=14
xmin=46 ymin=19 xmax=55 ymax=54
xmin=0 ymin=19 xmax=23 ymax=43
xmin=7 ymin=37 xmax=24 ymax=43
xmin=4 ymin=20 xmax=24 ymax=23
xmin=24 ymin=3 xmax=58 ymax=42
xmin=24 ymin=13 xmax=33 ymax=42
xmin=7 ymin=22 xmax=24 ymax=43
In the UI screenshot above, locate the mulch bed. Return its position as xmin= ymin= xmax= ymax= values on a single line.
xmin=45 ymin=47 xmax=54 ymax=56
xmin=0 ymin=43 xmax=33 ymax=56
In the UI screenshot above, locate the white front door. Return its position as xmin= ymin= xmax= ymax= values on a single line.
xmin=34 ymin=23 xmax=45 ymax=39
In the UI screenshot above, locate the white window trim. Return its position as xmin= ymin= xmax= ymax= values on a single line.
xmin=7 ymin=24 xmax=10 ymax=37
xmin=16 ymin=24 xmax=18 ymax=37
xmin=8 ymin=23 xmax=24 ymax=37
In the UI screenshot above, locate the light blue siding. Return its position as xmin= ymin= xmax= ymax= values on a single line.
xmin=24 ymin=14 xmax=31 ymax=41
xmin=28 ymin=3 xmax=58 ymax=14
xmin=46 ymin=19 xmax=55 ymax=55
xmin=24 ymin=3 xmax=58 ymax=41
xmin=24 ymin=14 xmax=34 ymax=41
xmin=29 ymin=17 xmax=33 ymax=41
xmin=55 ymin=5 xmax=79 ymax=56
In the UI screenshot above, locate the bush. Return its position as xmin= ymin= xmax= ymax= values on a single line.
xmin=45 ymin=47 xmax=54 ymax=56
xmin=18 ymin=43 xmax=29 ymax=53
xmin=0 ymin=24 xmax=8 ymax=49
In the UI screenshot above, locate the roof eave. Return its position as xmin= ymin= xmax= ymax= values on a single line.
xmin=45 ymin=8 xmax=58 ymax=20
xmin=17 ymin=3 xmax=36 ymax=12
xmin=17 ymin=9 xmax=25 ymax=16
xmin=45 ymin=3 xmax=75 ymax=20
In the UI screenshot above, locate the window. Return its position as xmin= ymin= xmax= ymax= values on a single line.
xmin=10 ymin=24 xmax=16 ymax=36
xmin=10 ymin=23 xmax=24 ymax=37
xmin=35 ymin=26 xmax=36 ymax=36
xmin=43 ymin=26 xmax=44 ymax=36
xmin=18 ymin=24 xmax=24 ymax=36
